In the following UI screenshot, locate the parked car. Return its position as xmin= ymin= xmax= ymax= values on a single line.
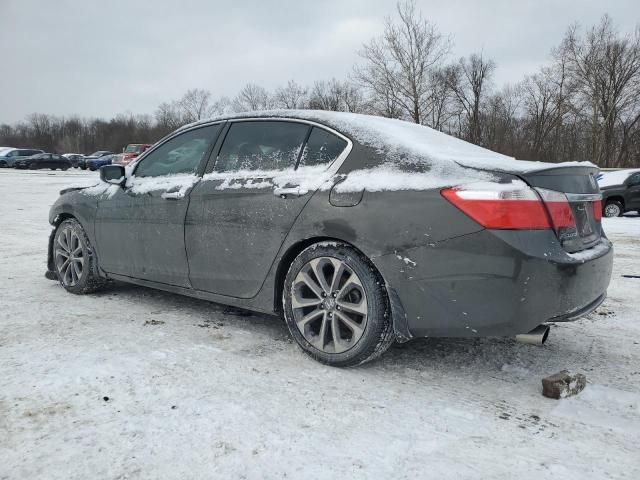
xmin=62 ymin=153 xmax=85 ymax=168
xmin=115 ymin=143 xmax=153 ymax=166
xmin=79 ymin=151 xmax=113 ymax=170
xmin=0 ymin=148 xmax=45 ymax=167
xmin=13 ymin=153 xmax=71 ymax=170
xmin=45 ymin=111 xmax=613 ymax=367
xmin=87 ymin=154 xmax=115 ymax=171
xmin=598 ymin=169 xmax=640 ymax=217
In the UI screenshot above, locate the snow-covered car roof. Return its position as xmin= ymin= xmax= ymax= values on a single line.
xmin=597 ymin=169 xmax=640 ymax=188
xmin=181 ymin=110 xmax=596 ymax=174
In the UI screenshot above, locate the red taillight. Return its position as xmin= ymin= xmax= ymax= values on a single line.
xmin=441 ymin=182 xmax=579 ymax=231
xmin=535 ymin=188 xmax=577 ymax=230
xmin=593 ymin=200 xmax=602 ymax=221
xmin=441 ymin=182 xmax=552 ymax=230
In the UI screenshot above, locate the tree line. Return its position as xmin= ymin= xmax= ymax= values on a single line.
xmin=1 ymin=1 xmax=639 ymax=168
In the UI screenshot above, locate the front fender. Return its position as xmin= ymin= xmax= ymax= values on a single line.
xmin=47 ymin=191 xmax=100 ymax=272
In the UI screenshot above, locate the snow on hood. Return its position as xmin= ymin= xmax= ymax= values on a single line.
xmin=183 ymin=110 xmax=595 ymax=174
xmin=598 ymin=169 xmax=640 ymax=188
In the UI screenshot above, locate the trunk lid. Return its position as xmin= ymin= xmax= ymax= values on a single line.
xmin=517 ymin=165 xmax=602 ymax=253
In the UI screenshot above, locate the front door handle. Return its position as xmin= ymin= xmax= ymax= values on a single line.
xmin=161 ymin=191 xmax=185 ymax=200
xmin=273 ymin=186 xmax=304 ymax=198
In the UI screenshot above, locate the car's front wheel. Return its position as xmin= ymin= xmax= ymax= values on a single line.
xmin=603 ymin=200 xmax=623 ymax=218
xmin=283 ymin=242 xmax=394 ymax=367
xmin=54 ymin=219 xmax=107 ymax=294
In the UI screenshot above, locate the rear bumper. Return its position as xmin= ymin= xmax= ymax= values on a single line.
xmin=373 ymin=229 xmax=613 ymax=340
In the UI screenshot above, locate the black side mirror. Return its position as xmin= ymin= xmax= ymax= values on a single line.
xmin=100 ymin=165 xmax=126 ymax=185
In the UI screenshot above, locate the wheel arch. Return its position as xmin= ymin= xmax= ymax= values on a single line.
xmin=47 ymin=213 xmax=79 ymax=272
xmin=272 ymin=236 xmax=411 ymax=343
xmin=605 ymin=195 xmax=625 ymax=208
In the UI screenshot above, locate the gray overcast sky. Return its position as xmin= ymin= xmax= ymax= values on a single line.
xmin=0 ymin=0 xmax=638 ymax=124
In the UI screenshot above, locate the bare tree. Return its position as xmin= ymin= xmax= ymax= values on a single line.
xmin=446 ymin=53 xmax=496 ymax=144
xmin=354 ymin=0 xmax=451 ymax=124
xmin=178 ymin=88 xmax=216 ymax=123
xmin=232 ymin=83 xmax=274 ymax=112
xmin=520 ymin=60 xmax=571 ymax=158
xmin=274 ymin=80 xmax=308 ymax=109
xmin=561 ymin=15 xmax=640 ymax=166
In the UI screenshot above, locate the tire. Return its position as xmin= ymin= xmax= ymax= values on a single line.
xmin=603 ymin=200 xmax=623 ymax=218
xmin=53 ymin=218 xmax=107 ymax=294
xmin=0 ymin=161 xmax=7 ymax=168
xmin=80 ymin=165 xmax=87 ymax=170
xmin=50 ymin=167 xmax=56 ymax=170
xmin=283 ymin=241 xmax=394 ymax=367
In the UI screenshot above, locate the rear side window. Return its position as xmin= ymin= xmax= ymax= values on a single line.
xmin=298 ymin=127 xmax=348 ymax=168
xmin=135 ymin=124 xmax=221 ymax=178
xmin=216 ymin=121 xmax=309 ymax=172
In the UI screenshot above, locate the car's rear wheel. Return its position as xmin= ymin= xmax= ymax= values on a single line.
xmin=0 ymin=160 xmax=7 ymax=168
xmin=54 ymin=219 xmax=107 ymax=294
xmin=603 ymin=200 xmax=623 ymax=218
xmin=283 ymin=242 xmax=394 ymax=367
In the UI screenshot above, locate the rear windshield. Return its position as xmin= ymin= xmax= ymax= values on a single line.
xmin=125 ymin=145 xmax=144 ymax=153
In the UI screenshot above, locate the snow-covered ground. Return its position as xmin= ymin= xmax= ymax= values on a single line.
xmin=1 ymin=169 xmax=639 ymax=479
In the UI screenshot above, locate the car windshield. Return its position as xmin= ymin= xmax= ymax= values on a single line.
xmin=124 ymin=145 xmax=143 ymax=153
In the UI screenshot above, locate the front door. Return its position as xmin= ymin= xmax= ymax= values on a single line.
xmin=94 ymin=124 xmax=222 ymax=286
xmin=186 ymin=120 xmax=349 ymax=298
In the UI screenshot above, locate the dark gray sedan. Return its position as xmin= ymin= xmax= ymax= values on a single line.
xmin=14 ymin=153 xmax=71 ymax=170
xmin=46 ymin=111 xmax=613 ymax=366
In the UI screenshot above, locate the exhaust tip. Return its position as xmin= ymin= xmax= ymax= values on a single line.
xmin=516 ymin=325 xmax=550 ymax=345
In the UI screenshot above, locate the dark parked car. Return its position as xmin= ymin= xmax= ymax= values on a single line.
xmin=598 ymin=169 xmax=640 ymax=217
xmin=0 ymin=148 xmax=45 ymax=167
xmin=87 ymin=154 xmax=115 ymax=171
xmin=45 ymin=111 xmax=613 ymax=366
xmin=13 ymin=153 xmax=71 ymax=170
xmin=62 ymin=153 xmax=85 ymax=168
xmin=79 ymin=151 xmax=113 ymax=170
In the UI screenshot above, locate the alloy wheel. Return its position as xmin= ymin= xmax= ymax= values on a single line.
xmin=55 ymin=226 xmax=85 ymax=286
xmin=291 ymin=257 xmax=368 ymax=354
xmin=604 ymin=204 xmax=621 ymax=217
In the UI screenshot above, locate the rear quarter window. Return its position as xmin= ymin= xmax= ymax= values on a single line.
xmin=298 ymin=127 xmax=348 ymax=168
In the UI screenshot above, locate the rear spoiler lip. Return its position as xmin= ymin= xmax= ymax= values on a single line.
xmin=515 ymin=165 xmax=599 ymax=176
xmin=453 ymin=161 xmax=599 ymax=178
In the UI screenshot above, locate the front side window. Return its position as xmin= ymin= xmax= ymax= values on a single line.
xmin=215 ymin=121 xmax=309 ymax=173
xmin=135 ymin=124 xmax=221 ymax=178
xmin=298 ymin=127 xmax=348 ymax=168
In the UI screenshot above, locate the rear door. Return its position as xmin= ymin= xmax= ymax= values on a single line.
xmin=186 ymin=120 xmax=349 ymax=297
xmin=95 ymin=124 xmax=222 ymax=286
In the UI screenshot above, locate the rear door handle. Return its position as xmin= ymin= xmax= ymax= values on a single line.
xmin=161 ymin=191 xmax=184 ymax=200
xmin=273 ymin=186 xmax=305 ymax=198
